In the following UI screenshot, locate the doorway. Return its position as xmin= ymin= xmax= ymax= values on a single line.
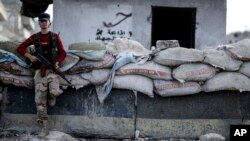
xmin=151 ymin=6 xmax=196 ymax=48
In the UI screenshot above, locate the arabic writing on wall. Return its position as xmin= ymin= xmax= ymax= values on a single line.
xmin=95 ymin=12 xmax=133 ymax=42
xmin=96 ymin=28 xmax=132 ymax=42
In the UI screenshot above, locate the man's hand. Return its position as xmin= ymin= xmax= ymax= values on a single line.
xmin=24 ymin=53 xmax=39 ymax=62
xmin=55 ymin=62 xmax=60 ymax=69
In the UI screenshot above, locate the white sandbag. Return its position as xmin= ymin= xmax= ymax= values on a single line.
xmin=106 ymin=38 xmax=151 ymax=56
xmin=59 ymin=74 xmax=90 ymax=90
xmin=68 ymin=49 xmax=106 ymax=61
xmin=113 ymin=75 xmax=154 ymax=98
xmin=96 ymin=53 xmax=147 ymax=103
xmin=59 ymin=53 xmax=80 ymax=72
xmin=0 ymin=62 xmax=34 ymax=76
xmin=239 ymin=62 xmax=250 ymax=77
xmin=153 ymin=47 xmax=204 ymax=66
xmin=68 ymin=41 xmax=106 ymax=51
xmin=156 ymin=40 xmax=180 ymax=50
xmin=224 ymin=39 xmax=250 ymax=61
xmin=202 ymin=72 xmax=250 ymax=92
xmin=67 ymin=53 xmax=115 ymax=74
xmin=154 ymin=80 xmax=201 ymax=97
xmin=0 ymin=71 xmax=34 ymax=89
xmin=80 ymin=69 xmax=111 ymax=85
xmin=173 ymin=63 xmax=218 ymax=82
xmin=116 ymin=61 xmax=172 ymax=80
xmin=203 ymin=48 xmax=242 ymax=71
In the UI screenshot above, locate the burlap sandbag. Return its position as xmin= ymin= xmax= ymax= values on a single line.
xmin=156 ymin=40 xmax=180 ymax=50
xmin=173 ymin=63 xmax=218 ymax=82
xmin=106 ymin=38 xmax=151 ymax=56
xmin=0 ymin=71 xmax=34 ymax=89
xmin=239 ymin=62 xmax=250 ymax=77
xmin=0 ymin=62 xmax=34 ymax=76
xmin=203 ymin=48 xmax=242 ymax=71
xmin=68 ymin=41 xmax=106 ymax=51
xmin=113 ymin=75 xmax=154 ymax=98
xmin=67 ymin=53 xmax=115 ymax=74
xmin=59 ymin=74 xmax=90 ymax=90
xmin=59 ymin=53 xmax=80 ymax=72
xmin=153 ymin=47 xmax=204 ymax=66
xmin=80 ymin=69 xmax=111 ymax=85
xmin=202 ymin=72 xmax=250 ymax=92
xmin=154 ymin=80 xmax=201 ymax=97
xmin=116 ymin=61 xmax=172 ymax=80
xmin=224 ymin=39 xmax=250 ymax=61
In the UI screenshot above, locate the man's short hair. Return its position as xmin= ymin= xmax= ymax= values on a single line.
xmin=38 ymin=13 xmax=50 ymax=21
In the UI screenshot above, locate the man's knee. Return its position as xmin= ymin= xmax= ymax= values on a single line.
xmin=47 ymin=74 xmax=63 ymax=96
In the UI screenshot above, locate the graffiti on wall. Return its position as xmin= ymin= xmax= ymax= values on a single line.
xmin=103 ymin=12 xmax=132 ymax=28
xmin=96 ymin=28 xmax=132 ymax=42
xmin=95 ymin=12 xmax=133 ymax=42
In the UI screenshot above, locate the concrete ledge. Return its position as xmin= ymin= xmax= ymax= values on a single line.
xmin=3 ymin=113 xmax=135 ymax=138
xmin=136 ymin=118 xmax=250 ymax=139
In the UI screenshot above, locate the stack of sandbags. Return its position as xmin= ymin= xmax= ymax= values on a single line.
xmin=2 ymin=38 xmax=250 ymax=103
xmin=151 ymin=39 xmax=250 ymax=97
xmin=67 ymin=41 xmax=115 ymax=74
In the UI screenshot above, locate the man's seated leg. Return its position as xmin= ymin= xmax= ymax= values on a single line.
xmin=47 ymin=73 xmax=63 ymax=107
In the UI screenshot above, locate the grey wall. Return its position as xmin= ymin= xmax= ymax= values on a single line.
xmin=54 ymin=0 xmax=226 ymax=50
xmin=3 ymin=85 xmax=250 ymax=139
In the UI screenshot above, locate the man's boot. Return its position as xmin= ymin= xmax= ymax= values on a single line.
xmin=37 ymin=120 xmax=49 ymax=138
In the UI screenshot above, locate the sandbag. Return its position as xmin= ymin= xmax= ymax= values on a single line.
xmin=106 ymin=38 xmax=151 ymax=56
xmin=95 ymin=53 xmax=146 ymax=103
xmin=156 ymin=40 xmax=179 ymax=50
xmin=80 ymin=69 xmax=111 ymax=85
xmin=173 ymin=63 xmax=217 ymax=82
xmin=224 ymin=39 xmax=250 ymax=61
xmin=202 ymin=72 xmax=250 ymax=92
xmin=59 ymin=53 xmax=80 ymax=72
xmin=0 ymin=71 xmax=34 ymax=89
xmin=67 ymin=53 xmax=115 ymax=74
xmin=116 ymin=61 xmax=172 ymax=80
xmin=68 ymin=49 xmax=106 ymax=61
xmin=59 ymin=74 xmax=90 ymax=90
xmin=68 ymin=41 xmax=106 ymax=51
xmin=113 ymin=75 xmax=154 ymax=98
xmin=153 ymin=47 xmax=204 ymax=66
xmin=154 ymin=80 xmax=201 ymax=97
xmin=239 ymin=62 xmax=250 ymax=77
xmin=203 ymin=48 xmax=242 ymax=71
xmin=0 ymin=49 xmax=30 ymax=68
xmin=0 ymin=62 xmax=34 ymax=76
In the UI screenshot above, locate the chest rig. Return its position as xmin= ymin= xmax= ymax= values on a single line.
xmin=34 ymin=31 xmax=58 ymax=65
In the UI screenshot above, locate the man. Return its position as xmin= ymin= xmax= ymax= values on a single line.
xmin=17 ymin=13 xmax=66 ymax=138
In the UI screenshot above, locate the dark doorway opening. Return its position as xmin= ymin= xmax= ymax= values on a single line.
xmin=151 ymin=6 xmax=196 ymax=48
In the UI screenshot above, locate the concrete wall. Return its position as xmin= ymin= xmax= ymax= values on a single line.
xmin=2 ymin=85 xmax=250 ymax=140
xmin=54 ymin=0 xmax=226 ymax=50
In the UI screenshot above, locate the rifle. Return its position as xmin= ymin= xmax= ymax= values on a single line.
xmin=34 ymin=51 xmax=71 ymax=84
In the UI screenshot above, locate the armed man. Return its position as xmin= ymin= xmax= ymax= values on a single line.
xmin=17 ymin=13 xmax=66 ymax=138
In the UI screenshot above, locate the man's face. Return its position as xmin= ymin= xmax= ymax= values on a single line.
xmin=39 ymin=19 xmax=50 ymax=29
